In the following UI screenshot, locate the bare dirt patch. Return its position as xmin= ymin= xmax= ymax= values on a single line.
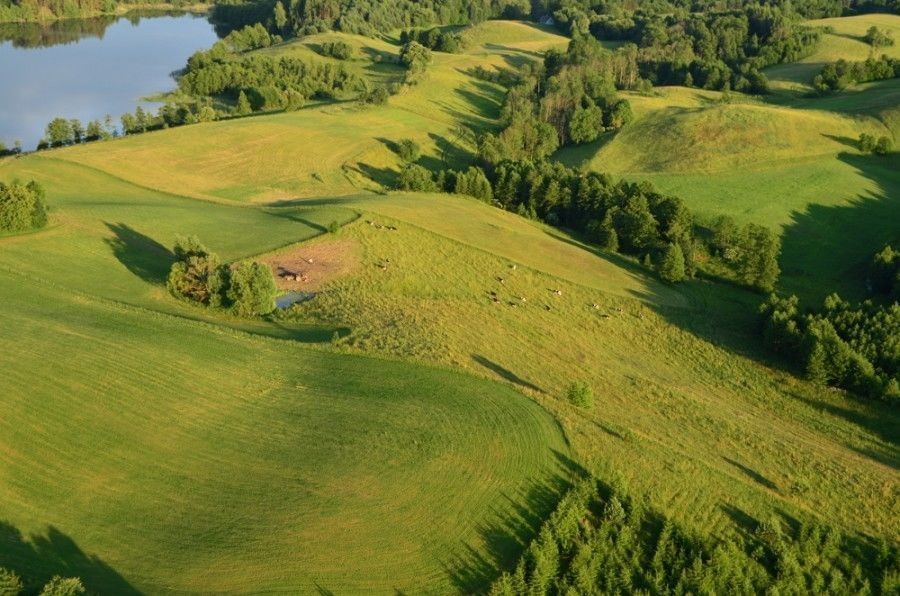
xmin=260 ymin=239 xmax=359 ymax=292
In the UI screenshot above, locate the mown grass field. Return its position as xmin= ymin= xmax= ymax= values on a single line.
xmin=0 ymin=17 xmax=897 ymax=593
xmin=0 ymin=154 xmax=572 ymax=594
xmin=57 ymin=21 xmax=567 ymax=204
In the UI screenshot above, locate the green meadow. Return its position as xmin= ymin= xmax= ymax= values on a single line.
xmin=557 ymin=15 xmax=900 ymax=302
xmin=0 ymin=16 xmax=898 ymax=594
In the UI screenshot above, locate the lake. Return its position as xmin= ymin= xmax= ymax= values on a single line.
xmin=0 ymin=12 xmax=219 ymax=150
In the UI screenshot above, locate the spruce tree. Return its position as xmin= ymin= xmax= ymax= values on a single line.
xmin=236 ymin=90 xmax=252 ymax=116
xmin=658 ymin=242 xmax=686 ymax=282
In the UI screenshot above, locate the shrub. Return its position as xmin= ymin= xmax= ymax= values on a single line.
xmin=327 ymin=220 xmax=339 ymax=234
xmin=227 ymin=261 xmax=278 ymax=316
xmin=360 ymin=86 xmax=389 ymax=105
xmin=566 ymin=381 xmax=593 ymax=408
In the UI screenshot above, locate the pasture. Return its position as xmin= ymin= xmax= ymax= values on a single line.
xmin=0 ymin=155 xmax=571 ymax=594
xmin=0 ymin=16 xmax=897 ymax=593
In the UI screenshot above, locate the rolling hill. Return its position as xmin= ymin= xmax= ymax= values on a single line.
xmin=0 ymin=18 xmax=897 ymax=594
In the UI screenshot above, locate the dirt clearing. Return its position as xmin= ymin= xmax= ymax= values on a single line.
xmin=260 ymin=239 xmax=359 ymax=291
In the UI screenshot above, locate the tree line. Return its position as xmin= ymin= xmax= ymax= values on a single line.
xmin=759 ymin=245 xmax=900 ymax=403
xmin=400 ymin=158 xmax=780 ymax=291
xmin=814 ymin=55 xmax=899 ymax=92
xmin=490 ymin=476 xmax=899 ymax=594
xmin=0 ymin=0 xmax=186 ymax=23
xmin=0 ymin=180 xmax=48 ymax=234
xmin=548 ymin=1 xmax=822 ymax=93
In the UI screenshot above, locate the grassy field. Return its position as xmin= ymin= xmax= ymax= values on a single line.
xmin=766 ymin=13 xmax=900 ymax=93
xmin=0 ymin=17 xmax=897 ymax=593
xmin=279 ymin=194 xmax=899 ymax=546
xmin=0 ymin=155 xmax=572 ymax=593
xmin=57 ymin=21 xmax=567 ymax=204
xmin=557 ymin=26 xmax=900 ymax=301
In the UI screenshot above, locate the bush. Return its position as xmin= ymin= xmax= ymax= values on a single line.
xmin=227 ymin=261 xmax=277 ymax=316
xmin=566 ymin=381 xmax=593 ymax=408
xmin=0 ymin=180 xmax=48 ymax=233
xmin=874 ymin=135 xmax=893 ymax=155
xmin=395 ymin=138 xmax=421 ymax=163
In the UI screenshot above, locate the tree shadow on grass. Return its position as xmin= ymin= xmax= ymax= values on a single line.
xmin=472 ymin=354 xmax=544 ymax=394
xmin=442 ymin=450 xmax=584 ymax=592
xmin=723 ymin=457 xmax=780 ymax=492
xmin=104 ymin=222 xmax=173 ymax=285
xmin=777 ymin=152 xmax=900 ymax=303
xmin=0 ymin=521 xmax=140 ymax=595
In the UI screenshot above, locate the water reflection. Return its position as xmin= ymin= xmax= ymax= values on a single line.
xmin=0 ymin=12 xmax=219 ymax=149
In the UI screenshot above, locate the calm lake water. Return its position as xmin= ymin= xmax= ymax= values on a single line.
xmin=0 ymin=13 xmax=219 ymax=150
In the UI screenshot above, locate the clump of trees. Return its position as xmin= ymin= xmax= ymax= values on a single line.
xmin=179 ymin=47 xmax=362 ymax=112
xmin=865 ymin=25 xmax=895 ymax=48
xmin=478 ymin=37 xmax=636 ymax=162
xmin=166 ymin=236 xmax=278 ymax=316
xmin=401 ymin=26 xmax=464 ymax=53
xmin=859 ymin=132 xmax=894 ymax=155
xmin=318 ymin=40 xmax=353 ymax=60
xmin=707 ymin=215 xmax=781 ymax=292
xmin=0 ymin=139 xmax=23 ymax=156
xmin=395 ymin=138 xmax=421 ymax=163
xmin=552 ymin=2 xmax=822 ymax=93
xmin=0 ymin=180 xmax=48 ymax=233
xmin=230 ymin=0 xmax=531 ymax=39
xmin=399 ymin=40 xmax=433 ymax=83
xmin=814 ymin=55 xmax=899 ymax=92
xmin=760 ymin=292 xmax=899 ymax=402
xmin=490 ymin=476 xmax=899 ymax=594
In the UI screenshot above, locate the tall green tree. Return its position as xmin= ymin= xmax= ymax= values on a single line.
xmin=658 ymin=242 xmax=687 ymax=282
xmin=236 ymin=90 xmax=253 ymax=116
